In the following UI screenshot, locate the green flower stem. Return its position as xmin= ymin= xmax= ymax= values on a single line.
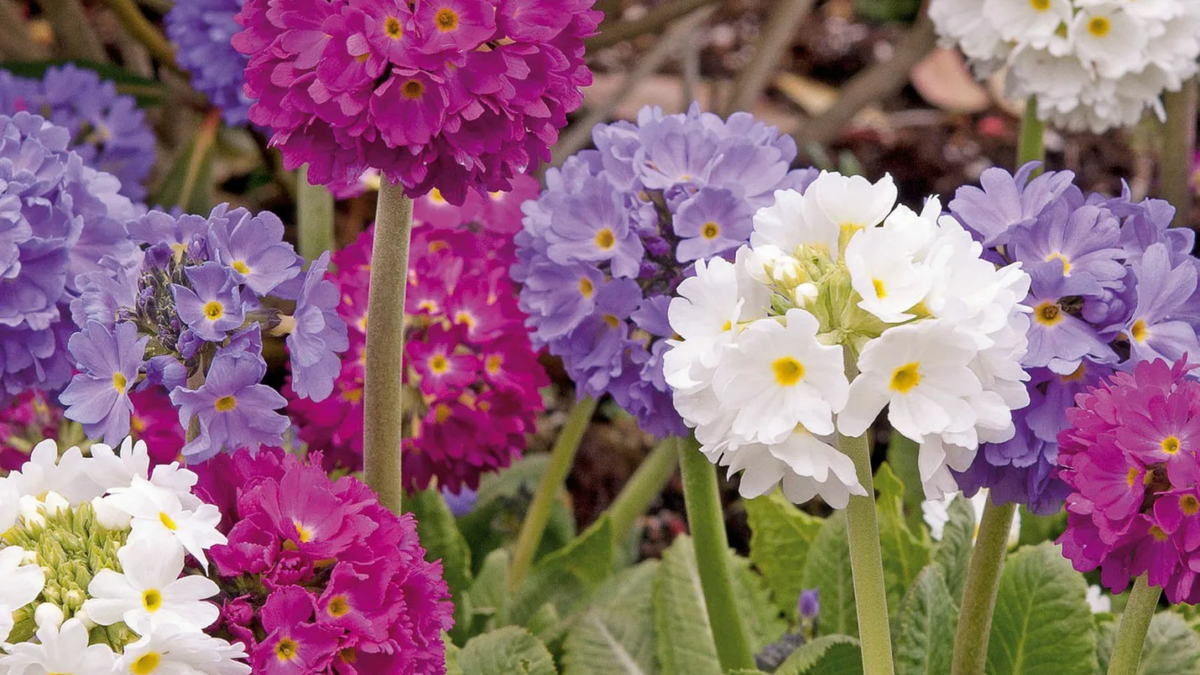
xmin=1106 ymin=575 xmax=1162 ymax=675
xmin=296 ymin=165 xmax=336 ymax=260
xmin=508 ymin=395 xmax=599 ymax=591
xmin=1161 ymin=79 xmax=1197 ymax=228
xmin=608 ymin=436 xmax=681 ymax=542
xmin=839 ymin=353 xmax=894 ymax=675
xmin=363 ymin=181 xmax=413 ymax=515
xmin=677 ymin=434 xmax=756 ymax=672
xmin=1018 ymin=95 xmax=1046 ymax=169
xmin=949 ymin=498 xmax=1017 ymax=675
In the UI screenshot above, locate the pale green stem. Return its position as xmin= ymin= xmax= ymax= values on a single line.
xmin=362 ymin=182 xmax=413 ymax=515
xmin=838 ymin=352 xmax=894 ymax=675
xmin=1018 ymin=96 xmax=1046 ymax=169
xmin=1161 ymin=79 xmax=1197 ymax=228
xmin=608 ymin=436 xmax=681 ymax=542
xmin=678 ymin=434 xmax=756 ymax=672
xmin=296 ymin=165 xmax=336 ymax=260
xmin=1106 ymin=575 xmax=1162 ymax=675
xmin=949 ymin=499 xmax=1017 ymax=675
xmin=508 ymin=396 xmax=599 ymax=591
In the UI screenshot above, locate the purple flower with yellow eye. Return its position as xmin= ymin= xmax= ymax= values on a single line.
xmin=208 ymin=205 xmax=300 ymax=296
xmin=60 ymin=321 xmax=147 ymax=444
xmin=673 ymin=188 xmax=755 ymax=262
xmin=172 ymin=263 xmax=247 ymax=342
xmin=286 ymin=252 xmax=348 ymax=402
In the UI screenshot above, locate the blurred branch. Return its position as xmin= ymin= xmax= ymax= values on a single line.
xmin=555 ymin=5 xmax=717 ymax=165
xmin=138 ymin=0 xmax=174 ymax=13
xmin=103 ymin=0 xmax=182 ymax=73
xmin=1161 ymin=78 xmax=1198 ymax=229
xmin=0 ymin=1 xmax=46 ymax=59
xmin=681 ymin=23 xmax=701 ymax=108
xmin=587 ymin=0 xmax=722 ymax=51
xmin=790 ymin=13 xmax=937 ymax=149
xmin=42 ymin=0 xmax=107 ymax=61
xmin=721 ymin=0 xmax=816 ymax=116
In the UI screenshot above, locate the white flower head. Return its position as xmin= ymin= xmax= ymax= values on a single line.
xmin=0 ymin=545 xmax=45 ymax=643
xmin=117 ymin=626 xmax=251 ymax=675
xmin=10 ymin=440 xmax=101 ymax=506
xmin=101 ymin=476 xmax=225 ymax=571
xmin=722 ymin=431 xmax=866 ymax=509
xmin=0 ymin=618 xmax=116 ymax=675
xmin=83 ymin=535 xmax=220 ymax=634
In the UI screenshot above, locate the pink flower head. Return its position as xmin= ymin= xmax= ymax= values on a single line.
xmin=1057 ymin=357 xmax=1200 ymax=603
xmin=234 ymin=0 xmax=599 ymax=204
xmin=285 ymin=200 xmax=548 ymax=493
xmin=197 ymin=448 xmax=453 ymax=675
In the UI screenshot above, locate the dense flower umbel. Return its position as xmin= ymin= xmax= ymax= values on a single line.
xmin=65 ymin=205 xmax=349 ymax=461
xmin=929 ymin=0 xmax=1200 ymax=132
xmin=166 ymin=0 xmax=253 ymax=126
xmin=1057 ymin=358 xmax=1200 ymax=604
xmin=514 ymin=104 xmax=817 ymax=438
xmin=0 ymin=65 xmax=156 ymax=201
xmin=949 ymin=163 xmax=1200 ymax=513
xmin=0 ymin=388 xmax=183 ymax=473
xmin=287 ymin=180 xmax=548 ymax=492
xmin=664 ymin=171 xmax=1031 ymax=506
xmin=232 ymin=0 xmax=600 ymax=203
xmin=0 ymin=112 xmax=142 ymax=405
xmin=0 ymin=437 xmax=247 ymax=674
xmin=194 ymin=448 xmax=454 ymax=675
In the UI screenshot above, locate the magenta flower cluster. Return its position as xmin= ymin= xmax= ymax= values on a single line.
xmin=196 ymin=447 xmax=453 ymax=675
xmin=233 ymin=0 xmax=600 ymax=203
xmin=286 ymin=176 xmax=548 ymax=492
xmin=1058 ymin=358 xmax=1200 ymax=603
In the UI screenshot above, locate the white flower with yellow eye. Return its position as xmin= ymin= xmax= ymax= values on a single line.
xmin=117 ymin=626 xmax=251 ymax=675
xmin=722 ymin=431 xmax=866 ymax=509
xmin=0 ymin=619 xmax=116 ymax=675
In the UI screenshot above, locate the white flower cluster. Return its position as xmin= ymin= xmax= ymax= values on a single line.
xmin=0 ymin=439 xmax=248 ymax=675
xmin=664 ymin=172 xmax=1031 ymax=507
xmin=930 ymin=0 xmax=1200 ymax=132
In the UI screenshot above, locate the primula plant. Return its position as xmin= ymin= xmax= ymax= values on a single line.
xmin=4 ymin=3 xmax=1200 ymax=675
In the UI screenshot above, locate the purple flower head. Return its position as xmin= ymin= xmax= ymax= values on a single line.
xmin=170 ymin=331 xmax=289 ymax=461
xmin=442 ymin=485 xmax=477 ymax=517
xmin=0 ymin=111 xmax=140 ymax=403
xmin=286 ymin=252 xmax=349 ymax=402
xmin=166 ymin=0 xmax=254 ymax=126
xmin=173 ymin=263 xmax=248 ymax=342
xmin=1058 ymin=358 xmax=1200 ymax=603
xmin=0 ymin=65 xmax=155 ymax=200
xmin=59 ymin=321 xmax=147 ymax=444
xmin=951 ymin=163 xmax=1200 ymax=512
xmin=233 ymin=0 xmax=600 ymax=203
xmin=515 ymin=104 xmax=816 ymax=438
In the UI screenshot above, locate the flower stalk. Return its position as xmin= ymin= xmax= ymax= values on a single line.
xmin=509 ymin=395 xmax=599 ymax=591
xmin=1018 ymin=95 xmax=1046 ymax=170
xmin=838 ymin=350 xmax=895 ymax=675
xmin=677 ymin=434 xmax=756 ymax=672
xmin=1161 ymin=78 xmax=1197 ymax=228
xmin=949 ymin=499 xmax=1018 ymax=675
xmin=296 ymin=165 xmax=335 ymax=260
xmin=1106 ymin=575 xmax=1161 ymax=675
xmin=363 ymin=181 xmax=413 ymax=515
xmin=608 ymin=436 xmax=681 ymax=543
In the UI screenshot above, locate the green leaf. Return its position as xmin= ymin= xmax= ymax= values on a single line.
xmin=730 ymin=552 xmax=788 ymax=652
xmin=745 ymin=492 xmax=824 ymax=621
xmin=445 ymin=634 xmax=464 ymax=675
xmin=986 ymin=542 xmax=1097 ymax=675
xmin=151 ymin=113 xmax=219 ymax=213
xmin=458 ymin=626 xmax=558 ymax=675
xmin=875 ymin=463 xmax=932 ymax=615
xmin=508 ymin=516 xmax=615 ymax=627
xmin=461 ymin=549 xmax=511 ymax=640
xmin=776 ymin=635 xmax=864 ymax=675
xmin=653 ymin=535 xmax=722 ymax=675
xmin=893 ymin=566 xmax=957 ymax=675
xmin=801 ymin=512 xmax=856 ymax=636
xmin=562 ymin=561 xmax=660 ymax=675
xmin=885 ymin=433 xmax=927 ymax=533
xmin=1096 ymin=611 xmax=1200 ymax=675
xmin=409 ymin=487 xmax=472 ymax=599
xmin=1016 ymin=507 xmax=1067 ymax=548
xmin=932 ymin=496 xmax=976 ymax=603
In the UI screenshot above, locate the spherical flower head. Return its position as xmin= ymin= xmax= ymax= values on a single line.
xmin=233 ymin=0 xmax=601 ymax=203
xmin=1056 ymin=357 xmax=1200 ymax=604
xmin=948 ymin=163 xmax=1200 ymax=513
xmin=515 ymin=104 xmax=818 ymax=438
xmin=0 ymin=112 xmax=139 ymax=405
xmin=286 ymin=202 xmax=548 ymax=492
xmin=166 ymin=0 xmax=254 ymax=126
xmin=930 ymin=0 xmax=1200 ymax=132
xmin=664 ymin=171 xmax=1032 ymax=506
xmin=193 ymin=447 xmax=453 ymax=674
xmin=0 ymin=65 xmax=156 ymax=200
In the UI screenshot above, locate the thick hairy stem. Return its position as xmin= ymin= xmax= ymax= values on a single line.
xmin=1105 ymin=576 xmax=1162 ymax=675
xmin=608 ymin=437 xmax=681 ymax=542
xmin=1161 ymin=80 xmax=1198 ymax=228
xmin=296 ymin=165 xmax=336 ymax=260
xmin=949 ymin=499 xmax=1018 ymax=675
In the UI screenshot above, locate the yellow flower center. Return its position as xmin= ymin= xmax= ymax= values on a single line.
xmin=1061 ymin=364 xmax=1087 ymax=382
xmin=430 ymin=355 xmax=450 ymax=374
xmin=214 ymin=395 xmax=237 ymax=412
xmin=486 ymin=354 xmax=503 ymax=374
xmin=340 ymin=648 xmax=358 ymax=663
xmin=1182 ymin=495 xmax=1200 ymax=516
xmin=131 ymin=652 xmax=161 ymax=675
xmin=1130 ymin=319 xmax=1149 ymax=343
xmin=1149 ymin=525 xmax=1168 ymax=541
xmin=435 ymin=7 xmax=460 ymax=31
xmin=328 ymin=595 xmax=351 ymax=617
xmin=113 ymin=372 xmax=128 ymax=393
xmin=429 ymin=188 xmax=446 ymax=204
xmin=721 ymin=320 xmax=732 ymax=332
xmin=1087 ymin=16 xmax=1111 ymax=38
xmin=384 ymin=16 xmax=403 ymax=39
xmin=159 ymin=512 xmax=177 ymax=531
xmin=594 ymin=228 xmax=616 ymax=250
xmin=579 ymin=277 xmax=595 ymax=299
xmin=1046 ymin=252 xmax=1071 ymax=275
xmin=1126 ymin=466 xmax=1140 ymax=486
xmin=454 ymin=311 xmax=475 ymax=329
xmin=701 ymin=222 xmax=720 ymax=240
xmin=434 ymin=403 xmax=452 ymax=423
xmin=232 ymin=260 xmax=250 ymax=275
xmin=294 ymin=520 xmax=314 ymax=543
xmin=1162 ymin=435 xmax=1181 ymax=455
xmin=603 ymin=314 xmax=620 ymax=329
xmin=401 ymin=79 xmax=425 ymax=100
xmin=203 ymin=301 xmax=224 ymax=320
xmin=1030 ymin=0 xmax=1051 ymax=10
xmin=872 ymin=279 xmax=886 ymax=299
xmin=142 ymin=589 xmax=162 ymax=612
xmin=772 ymin=357 xmax=805 ymax=387
xmin=275 ymin=637 xmax=300 ymax=662
xmin=1034 ymin=301 xmax=1062 ymax=326
xmin=889 ymin=362 xmax=921 ymax=393
xmin=342 ymin=388 xmax=363 ymax=403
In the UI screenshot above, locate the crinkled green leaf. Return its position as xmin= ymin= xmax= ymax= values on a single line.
xmin=986 ymin=542 xmax=1097 ymax=675
xmin=563 ymin=561 xmax=660 ymax=675
xmin=776 ymin=635 xmax=863 ymax=675
xmin=508 ymin=516 xmax=615 ymax=627
xmin=1096 ymin=611 xmax=1200 ymax=674
xmin=801 ymin=512 xmax=856 ymax=637
xmin=445 ymin=634 xmax=463 ymax=675
xmin=730 ymin=551 xmax=788 ymax=652
xmin=458 ymin=626 xmax=557 ymax=675
xmin=745 ymin=492 xmax=824 ymax=621
xmin=461 ymin=549 xmax=511 ymax=640
xmin=893 ymin=566 xmax=956 ymax=675
xmin=931 ymin=495 xmax=976 ymax=603
xmin=875 ymin=463 xmax=932 ymax=615
xmin=653 ymin=535 xmax=722 ymax=675
xmin=409 ymin=487 xmax=472 ymax=599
